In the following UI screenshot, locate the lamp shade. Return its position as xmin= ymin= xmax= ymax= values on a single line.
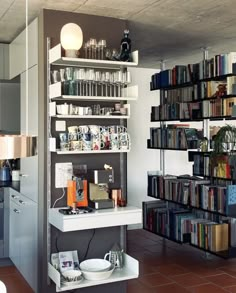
xmin=0 ymin=280 xmax=7 ymax=293
xmin=60 ymin=23 xmax=83 ymax=58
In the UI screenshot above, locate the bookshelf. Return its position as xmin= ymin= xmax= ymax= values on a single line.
xmin=145 ymin=51 xmax=236 ymax=258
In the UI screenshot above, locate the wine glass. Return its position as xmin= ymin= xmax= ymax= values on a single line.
xmin=95 ymin=71 xmax=101 ymax=96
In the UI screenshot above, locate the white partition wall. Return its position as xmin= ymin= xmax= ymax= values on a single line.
xmin=127 ymin=67 xmax=160 ymax=229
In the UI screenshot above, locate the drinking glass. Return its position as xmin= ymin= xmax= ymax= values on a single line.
xmin=99 ymin=39 xmax=106 ymax=60
xmin=101 ymin=72 xmax=106 ymax=96
xmin=78 ymin=68 xmax=86 ymax=96
xmin=87 ymin=69 xmax=95 ymax=96
xmin=95 ymin=71 xmax=101 ymax=96
xmin=89 ymin=38 xmax=97 ymax=59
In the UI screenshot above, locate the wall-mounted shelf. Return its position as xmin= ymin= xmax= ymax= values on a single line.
xmin=49 ymin=44 xmax=139 ymax=69
xmin=48 ymin=253 xmax=139 ymax=292
xmin=51 ymin=115 xmax=130 ymax=119
xmin=55 ymin=149 xmax=130 ymax=155
xmin=49 ymin=206 xmax=142 ymax=232
xmin=147 ymin=146 xmax=188 ymax=151
xmin=49 ymin=82 xmax=138 ymax=101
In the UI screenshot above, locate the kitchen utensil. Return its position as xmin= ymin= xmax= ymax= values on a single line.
xmin=0 ymin=167 xmax=10 ymax=181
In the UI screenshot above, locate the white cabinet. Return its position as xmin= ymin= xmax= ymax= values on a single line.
xmin=9 ymin=197 xmax=21 ymax=268
xmin=9 ymin=190 xmax=37 ymax=291
xmin=0 ymin=44 xmax=9 ymax=79
xmin=9 ymin=28 xmax=26 ymax=79
xmin=20 ymin=155 xmax=38 ymax=202
xmin=9 ymin=18 xmax=38 ymax=79
xmin=0 ymin=82 xmax=20 ymax=133
xmin=20 ymin=65 xmax=38 ymax=135
xmin=20 ymin=64 xmax=38 ymax=202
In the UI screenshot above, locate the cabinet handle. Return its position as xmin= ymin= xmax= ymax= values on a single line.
xmin=19 ymin=200 xmax=26 ymax=205
xmin=13 ymin=209 xmax=20 ymax=214
xmin=20 ymin=174 xmax=29 ymax=178
xmin=11 ymin=195 xmax=19 ymax=199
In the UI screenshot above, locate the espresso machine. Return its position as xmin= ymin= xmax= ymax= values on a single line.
xmin=88 ymin=167 xmax=114 ymax=209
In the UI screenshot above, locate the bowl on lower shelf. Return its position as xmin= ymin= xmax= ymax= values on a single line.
xmin=81 ymin=265 xmax=115 ymax=281
xmin=80 ymin=259 xmax=111 ymax=272
xmin=62 ymin=269 xmax=82 ymax=282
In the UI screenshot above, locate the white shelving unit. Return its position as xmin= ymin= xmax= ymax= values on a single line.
xmin=48 ymin=253 xmax=139 ymax=292
xmin=49 ymin=44 xmax=138 ymax=69
xmin=49 ymin=206 xmax=142 ymax=232
xmin=48 ymin=42 xmax=140 ymax=291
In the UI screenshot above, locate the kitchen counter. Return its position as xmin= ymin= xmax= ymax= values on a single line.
xmin=0 ymin=181 xmax=20 ymax=192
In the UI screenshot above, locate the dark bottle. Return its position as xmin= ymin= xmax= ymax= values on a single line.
xmin=119 ymin=29 xmax=131 ymax=62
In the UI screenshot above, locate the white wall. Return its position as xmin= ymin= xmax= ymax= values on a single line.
xmin=127 ymin=67 xmax=160 ymax=229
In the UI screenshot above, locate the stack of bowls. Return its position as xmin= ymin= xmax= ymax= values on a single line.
xmin=80 ymin=259 xmax=115 ymax=281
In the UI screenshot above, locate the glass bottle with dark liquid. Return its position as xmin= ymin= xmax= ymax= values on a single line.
xmin=119 ymin=29 xmax=131 ymax=62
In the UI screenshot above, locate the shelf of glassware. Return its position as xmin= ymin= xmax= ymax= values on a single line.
xmin=49 ymin=44 xmax=139 ymax=69
xmin=52 ymin=114 xmax=130 ymax=119
xmin=49 ymin=82 xmax=138 ymax=102
xmin=48 ymin=253 xmax=139 ymax=292
xmin=49 ymin=206 xmax=142 ymax=232
xmin=55 ymin=149 xmax=130 ymax=155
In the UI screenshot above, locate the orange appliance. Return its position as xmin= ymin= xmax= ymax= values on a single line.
xmin=67 ymin=177 xmax=88 ymax=207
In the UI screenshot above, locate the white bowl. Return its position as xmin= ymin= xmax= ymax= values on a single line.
xmin=80 ymin=259 xmax=111 ymax=272
xmin=81 ymin=265 xmax=115 ymax=281
xmin=62 ymin=270 xmax=82 ymax=282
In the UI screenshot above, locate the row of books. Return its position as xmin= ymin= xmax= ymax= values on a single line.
xmin=143 ymin=201 xmax=194 ymax=242
xmin=147 ymin=174 xmax=236 ymax=215
xmin=148 ymin=127 xmax=201 ymax=149
xmin=202 ymin=97 xmax=236 ymax=117
xmin=143 ymin=201 xmax=231 ymax=251
xmin=191 ymin=219 xmax=228 ymax=252
xmin=161 ymin=80 xmax=229 ymax=104
xmin=150 ymin=52 xmax=236 ymax=89
xmin=193 ymin=154 xmax=231 ymax=179
xmin=151 ymin=102 xmax=202 ymax=121
xmin=151 ymin=98 xmax=236 ymax=121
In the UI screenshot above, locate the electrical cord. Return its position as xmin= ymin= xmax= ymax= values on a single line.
xmin=52 ymin=188 xmax=65 ymax=208
xmin=83 ymin=229 xmax=96 ymax=261
xmin=55 ymin=232 xmax=59 ymax=253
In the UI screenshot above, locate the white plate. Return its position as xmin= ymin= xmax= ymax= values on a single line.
xmin=80 ymin=259 xmax=111 ymax=272
xmin=81 ymin=265 xmax=115 ymax=281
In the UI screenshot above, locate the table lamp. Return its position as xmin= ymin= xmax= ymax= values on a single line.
xmin=0 ymin=280 xmax=7 ymax=293
xmin=60 ymin=23 xmax=83 ymax=58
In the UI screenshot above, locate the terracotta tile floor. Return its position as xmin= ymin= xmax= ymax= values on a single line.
xmin=2 ymin=228 xmax=236 ymax=293
xmin=127 ymin=229 xmax=236 ymax=293
xmin=0 ymin=266 xmax=33 ymax=293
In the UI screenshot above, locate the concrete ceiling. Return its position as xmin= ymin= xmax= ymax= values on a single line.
xmin=1 ymin=0 xmax=236 ymax=68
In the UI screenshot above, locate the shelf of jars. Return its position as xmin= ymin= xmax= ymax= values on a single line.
xmin=49 ymin=44 xmax=139 ymax=69
xmin=48 ymin=253 xmax=139 ymax=292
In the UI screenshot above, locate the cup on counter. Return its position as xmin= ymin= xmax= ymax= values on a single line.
xmin=12 ymin=170 xmax=20 ymax=181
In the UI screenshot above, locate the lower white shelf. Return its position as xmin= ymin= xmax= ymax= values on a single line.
xmin=48 ymin=253 xmax=139 ymax=292
xmin=49 ymin=205 xmax=142 ymax=232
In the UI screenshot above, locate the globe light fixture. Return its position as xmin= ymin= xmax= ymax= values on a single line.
xmin=60 ymin=23 xmax=83 ymax=58
xmin=0 ymin=280 xmax=7 ymax=293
